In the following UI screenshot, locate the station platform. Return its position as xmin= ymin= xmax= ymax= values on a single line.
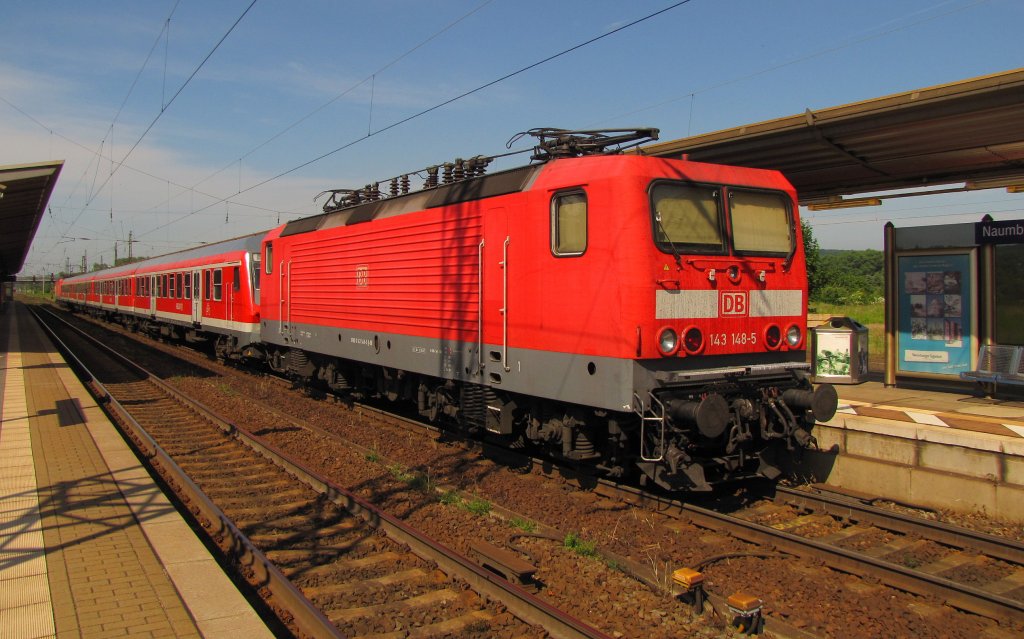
xmin=0 ymin=301 xmax=273 ymax=639
xmin=833 ymin=376 xmax=1024 ymax=439
xmin=810 ymin=374 xmax=1024 ymax=521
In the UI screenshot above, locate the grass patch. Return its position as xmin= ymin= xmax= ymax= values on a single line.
xmin=407 ymin=474 xmax=434 ymax=492
xmin=364 ymin=449 xmax=381 ymax=463
xmin=435 ymin=490 xmax=491 ymax=517
xmin=386 ymin=463 xmax=416 ymax=484
xmin=439 ymin=490 xmax=462 ymax=506
xmin=563 ymin=532 xmax=598 ymax=558
xmin=384 ymin=463 xmax=434 ymax=492
xmin=508 ymin=516 xmax=537 ymax=533
xmin=808 ymin=301 xmax=884 ymax=326
xmin=463 ymin=498 xmax=492 ymax=516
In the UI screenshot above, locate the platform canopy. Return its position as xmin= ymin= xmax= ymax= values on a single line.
xmin=642 ymin=68 xmax=1024 ymax=204
xmin=0 ymin=161 xmax=63 ymax=280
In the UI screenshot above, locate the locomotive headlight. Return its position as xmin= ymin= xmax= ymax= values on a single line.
xmin=658 ymin=328 xmax=679 ymax=356
xmin=786 ymin=324 xmax=803 ymax=348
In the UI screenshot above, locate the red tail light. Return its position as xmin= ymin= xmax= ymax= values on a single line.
xmin=765 ymin=324 xmax=781 ymax=350
xmin=683 ymin=327 xmax=704 ymax=354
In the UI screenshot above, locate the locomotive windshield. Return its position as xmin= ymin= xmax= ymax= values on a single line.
xmin=650 ymin=183 xmax=725 ymax=254
xmin=729 ymin=189 xmax=793 ymax=255
xmin=650 ymin=182 xmax=793 ymax=256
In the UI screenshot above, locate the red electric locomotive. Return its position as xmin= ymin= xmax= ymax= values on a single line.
xmin=258 ymin=129 xmax=837 ymax=491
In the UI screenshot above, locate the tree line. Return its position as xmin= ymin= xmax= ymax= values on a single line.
xmin=802 ymin=221 xmax=883 ymax=305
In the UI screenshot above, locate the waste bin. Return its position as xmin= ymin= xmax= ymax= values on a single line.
xmin=812 ymin=316 xmax=869 ymax=384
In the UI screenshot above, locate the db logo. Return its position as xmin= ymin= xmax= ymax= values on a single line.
xmin=721 ymin=291 xmax=748 ymax=316
xmin=355 ymin=265 xmax=369 ymax=288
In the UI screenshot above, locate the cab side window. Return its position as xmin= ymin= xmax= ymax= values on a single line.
xmin=551 ymin=190 xmax=587 ymax=256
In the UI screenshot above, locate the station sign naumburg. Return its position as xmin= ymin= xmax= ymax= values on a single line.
xmin=975 ymin=219 xmax=1024 ymax=245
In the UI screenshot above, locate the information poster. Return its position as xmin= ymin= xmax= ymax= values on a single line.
xmin=897 ymin=252 xmax=973 ymax=376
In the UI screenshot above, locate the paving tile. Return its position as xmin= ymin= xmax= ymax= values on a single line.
xmin=0 ymin=600 xmax=55 ymax=639
xmin=0 ymin=552 xmax=48 ymax=579
xmin=3 ymin=304 xmax=272 ymax=639
xmin=0 ymin=573 xmax=52 ymax=609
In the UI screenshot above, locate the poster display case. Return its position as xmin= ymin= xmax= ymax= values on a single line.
xmin=895 ymin=250 xmax=976 ymax=378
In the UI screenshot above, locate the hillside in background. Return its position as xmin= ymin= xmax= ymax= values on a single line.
xmin=814 ymin=249 xmax=884 ymax=304
xmin=803 ymin=222 xmax=883 ymax=305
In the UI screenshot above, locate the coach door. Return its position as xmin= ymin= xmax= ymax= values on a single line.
xmin=227 ymin=265 xmax=244 ymax=332
xmin=483 ymin=207 xmax=509 ymax=378
xmin=191 ymin=270 xmax=202 ymax=324
xmin=150 ymin=275 xmax=157 ymax=316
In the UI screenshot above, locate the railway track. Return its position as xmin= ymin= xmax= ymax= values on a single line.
xmin=596 ymin=475 xmax=1024 ymax=628
xmin=32 ymin=306 xmax=609 ymax=639
xmin=758 ymin=485 xmax=1024 ymax=623
xmin=46 ymin=304 xmax=1024 ymax=636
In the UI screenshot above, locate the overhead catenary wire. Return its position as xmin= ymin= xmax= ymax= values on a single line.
xmin=75 ymin=1 xmax=500 ymax=237
xmin=187 ymin=0 xmax=495 ymax=193
xmin=71 ymin=0 xmax=259 ymax=223
xmin=593 ymin=0 xmax=988 ymax=126
xmin=48 ymin=1 xmax=182 ymax=217
xmin=3 ymin=95 xmax=299 ymax=258
xmin=10 ymin=1 xmax=264 ymax=262
xmin=140 ymin=0 xmax=695 ymax=238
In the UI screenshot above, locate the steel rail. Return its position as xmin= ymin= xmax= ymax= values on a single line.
xmin=34 ymin=307 xmax=611 ymax=639
xmin=678 ymin=501 xmax=1024 ymax=625
xmin=30 ymin=307 xmax=344 ymax=639
xmin=591 ymin=478 xmax=1024 ymax=625
xmin=776 ymin=485 xmax=1024 ymax=565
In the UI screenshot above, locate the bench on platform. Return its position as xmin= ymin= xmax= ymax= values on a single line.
xmin=960 ymin=344 xmax=1024 ymax=396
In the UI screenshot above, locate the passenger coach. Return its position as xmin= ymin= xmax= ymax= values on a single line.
xmin=57 ymin=233 xmax=264 ymax=360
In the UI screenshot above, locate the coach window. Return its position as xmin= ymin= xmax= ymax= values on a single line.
xmin=183 ymin=272 xmax=191 ymax=299
xmin=551 ymin=190 xmax=587 ymax=256
xmin=729 ymin=189 xmax=793 ymax=256
xmin=213 ymin=269 xmax=223 ymax=301
xmin=650 ymin=182 xmax=725 ymax=255
xmin=233 ymin=266 xmax=240 ymax=292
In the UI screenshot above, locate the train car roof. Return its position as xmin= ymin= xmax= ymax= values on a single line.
xmin=281 ymin=164 xmax=543 ymax=238
xmin=279 ymin=152 xmax=797 ymax=241
xmin=61 ymin=232 xmax=265 ymax=284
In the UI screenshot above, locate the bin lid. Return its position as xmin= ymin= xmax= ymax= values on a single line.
xmin=819 ymin=316 xmax=866 ymax=331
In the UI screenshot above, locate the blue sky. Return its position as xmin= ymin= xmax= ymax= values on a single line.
xmin=2 ymin=0 xmax=1022 ymax=275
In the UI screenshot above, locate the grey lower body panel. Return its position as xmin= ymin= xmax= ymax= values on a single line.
xmin=262 ymin=320 xmax=636 ymax=412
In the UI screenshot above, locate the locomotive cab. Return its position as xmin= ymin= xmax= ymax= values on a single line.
xmin=628 ymin=162 xmax=838 ymax=490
